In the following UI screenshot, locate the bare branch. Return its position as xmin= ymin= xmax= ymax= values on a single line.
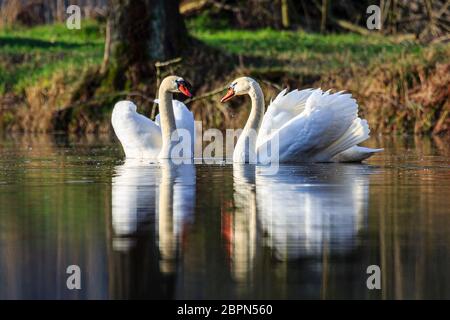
xmin=154 ymin=57 xmax=183 ymax=68
xmin=185 ymin=86 xmax=226 ymax=104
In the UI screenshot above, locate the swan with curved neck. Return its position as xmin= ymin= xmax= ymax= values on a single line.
xmin=221 ymin=76 xmax=383 ymax=163
xmin=157 ymin=76 xmax=193 ymax=158
xmin=111 ymin=75 xmax=194 ymax=159
xmin=221 ymin=77 xmax=265 ymax=162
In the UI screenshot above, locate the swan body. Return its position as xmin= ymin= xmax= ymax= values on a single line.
xmin=111 ymin=76 xmax=194 ymax=159
xmin=112 ymin=99 xmax=194 ymax=158
xmin=221 ymin=77 xmax=382 ymax=163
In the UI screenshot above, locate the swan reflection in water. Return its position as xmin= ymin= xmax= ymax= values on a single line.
xmin=230 ymin=164 xmax=372 ymax=281
xmin=112 ymin=159 xmax=159 ymax=250
xmin=110 ymin=159 xmax=195 ymax=298
xmin=111 ymin=159 xmax=373 ymax=297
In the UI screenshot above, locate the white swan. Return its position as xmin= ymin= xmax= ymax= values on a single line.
xmin=220 ymin=77 xmax=383 ymax=163
xmin=111 ymin=75 xmax=194 ymax=159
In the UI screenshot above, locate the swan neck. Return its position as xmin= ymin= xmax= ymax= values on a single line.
xmin=158 ymin=83 xmax=176 ymax=154
xmin=246 ymin=83 xmax=265 ymax=133
xmin=233 ymin=81 xmax=265 ymax=162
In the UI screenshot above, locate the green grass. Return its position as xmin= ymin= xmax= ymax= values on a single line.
xmin=0 ymin=20 xmax=103 ymax=93
xmin=192 ymin=28 xmax=427 ymax=75
xmin=0 ymin=20 xmax=444 ymax=94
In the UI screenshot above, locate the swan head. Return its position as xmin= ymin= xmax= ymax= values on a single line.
xmin=220 ymin=77 xmax=256 ymax=103
xmin=160 ymin=75 xmax=193 ymax=98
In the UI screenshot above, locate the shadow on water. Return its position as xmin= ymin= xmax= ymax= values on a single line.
xmin=0 ymin=134 xmax=449 ymax=299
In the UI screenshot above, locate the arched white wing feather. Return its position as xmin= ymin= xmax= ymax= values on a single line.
xmin=112 ymin=100 xmax=162 ymax=158
xmin=257 ymin=89 xmax=363 ymax=162
xmin=257 ymin=88 xmax=314 ymax=148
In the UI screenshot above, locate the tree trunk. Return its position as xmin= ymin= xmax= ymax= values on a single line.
xmin=104 ymin=0 xmax=187 ymax=88
xmin=101 ymin=18 xmax=111 ymax=74
xmin=148 ymin=0 xmax=187 ymax=61
xmin=56 ymin=0 xmax=65 ymax=22
xmin=280 ymin=0 xmax=290 ymax=29
xmin=320 ymin=0 xmax=328 ymax=33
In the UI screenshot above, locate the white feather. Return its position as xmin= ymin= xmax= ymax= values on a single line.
xmin=256 ymin=87 xmax=380 ymax=162
xmin=111 ymin=99 xmax=194 ymax=159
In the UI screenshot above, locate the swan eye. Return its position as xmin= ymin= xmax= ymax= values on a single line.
xmin=176 ymin=79 xmax=191 ymax=89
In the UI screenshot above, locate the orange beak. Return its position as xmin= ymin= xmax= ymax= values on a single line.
xmin=220 ymin=88 xmax=235 ymax=103
xmin=178 ymin=84 xmax=193 ymax=98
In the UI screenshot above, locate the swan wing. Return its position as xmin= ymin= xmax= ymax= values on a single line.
xmin=174 ymin=100 xmax=195 ymax=157
xmin=258 ymin=89 xmax=365 ymax=162
xmin=155 ymin=100 xmax=194 ymax=137
xmin=112 ymin=101 xmax=162 ymax=159
xmin=172 ymin=100 xmax=195 ymax=142
xmin=155 ymin=99 xmax=195 ymax=156
xmin=257 ymin=88 xmax=314 ymax=148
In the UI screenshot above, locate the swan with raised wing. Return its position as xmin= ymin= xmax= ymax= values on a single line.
xmin=112 ymin=76 xmax=194 ymax=159
xmin=220 ymin=77 xmax=382 ymax=163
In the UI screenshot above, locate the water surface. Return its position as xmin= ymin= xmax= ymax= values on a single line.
xmin=0 ymin=134 xmax=449 ymax=299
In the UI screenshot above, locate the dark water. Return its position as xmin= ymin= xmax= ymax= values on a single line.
xmin=0 ymin=134 xmax=449 ymax=300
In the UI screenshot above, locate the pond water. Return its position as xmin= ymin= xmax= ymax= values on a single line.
xmin=0 ymin=134 xmax=449 ymax=299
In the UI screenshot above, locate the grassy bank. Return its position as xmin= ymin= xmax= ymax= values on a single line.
xmin=0 ymin=21 xmax=103 ymax=94
xmin=0 ymin=21 xmax=448 ymax=134
xmin=193 ymin=29 xmax=425 ymax=75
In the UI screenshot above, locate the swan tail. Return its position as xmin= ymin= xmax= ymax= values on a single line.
xmin=313 ymin=117 xmax=371 ymax=161
xmin=331 ymin=146 xmax=384 ymax=162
